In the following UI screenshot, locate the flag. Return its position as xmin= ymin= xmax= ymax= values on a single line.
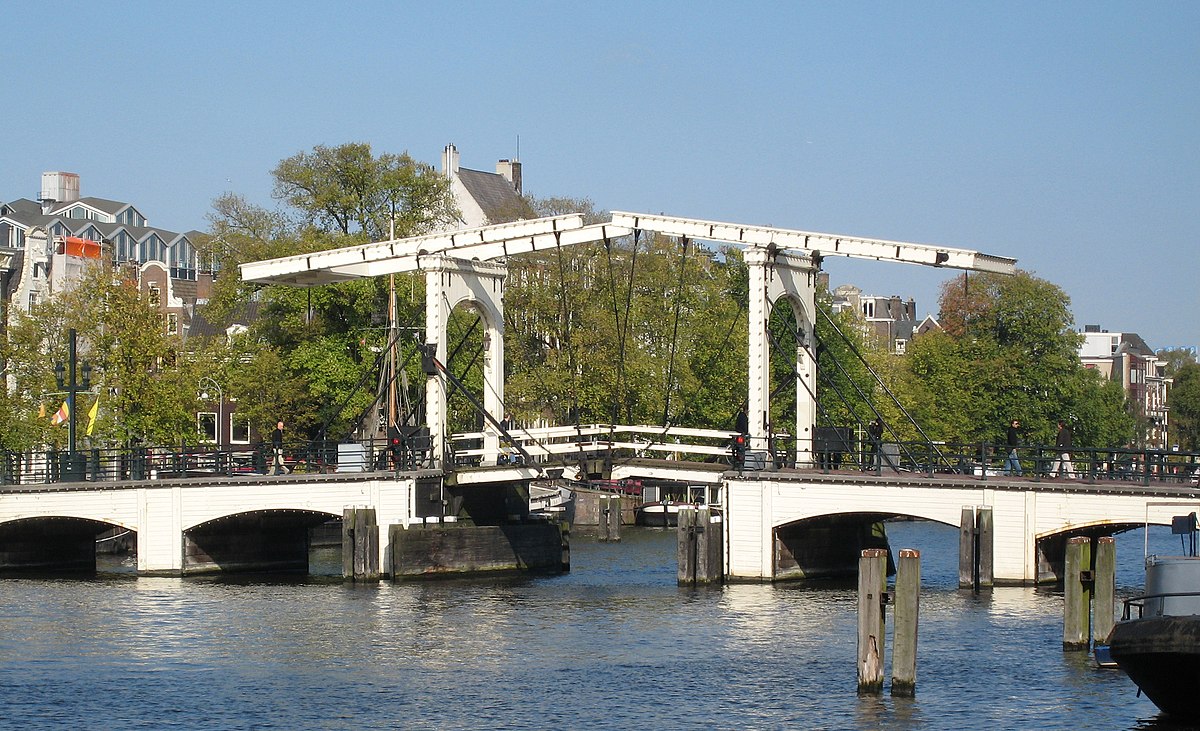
xmin=86 ymin=397 xmax=100 ymax=436
xmin=51 ymin=401 xmax=69 ymax=426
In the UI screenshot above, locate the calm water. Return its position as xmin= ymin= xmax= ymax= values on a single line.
xmin=0 ymin=522 xmax=1193 ymax=730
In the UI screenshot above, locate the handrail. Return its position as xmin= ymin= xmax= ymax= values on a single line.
xmin=1121 ymin=591 xmax=1200 ymax=620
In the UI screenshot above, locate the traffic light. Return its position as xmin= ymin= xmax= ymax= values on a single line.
xmin=387 ymin=426 xmax=403 ymax=457
xmin=730 ymin=433 xmax=747 ymax=467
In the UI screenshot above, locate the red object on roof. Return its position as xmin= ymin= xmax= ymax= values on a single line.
xmin=63 ymin=237 xmax=102 ymax=259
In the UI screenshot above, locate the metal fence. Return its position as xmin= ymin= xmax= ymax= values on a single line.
xmin=0 ymin=436 xmax=434 ymax=487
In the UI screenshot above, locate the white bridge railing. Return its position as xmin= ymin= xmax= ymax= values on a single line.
xmin=448 ymin=424 xmax=743 ymax=465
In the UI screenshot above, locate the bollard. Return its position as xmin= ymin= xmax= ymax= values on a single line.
xmin=1063 ymin=536 xmax=1092 ymax=650
xmin=857 ymin=548 xmax=888 ymax=695
xmin=891 ymin=549 xmax=920 ymax=697
xmin=1093 ymin=536 xmax=1116 ymax=645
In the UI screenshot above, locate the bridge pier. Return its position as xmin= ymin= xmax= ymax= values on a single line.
xmin=390 ymin=520 xmax=569 ymax=579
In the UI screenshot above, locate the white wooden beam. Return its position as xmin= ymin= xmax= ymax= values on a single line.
xmin=239 ymin=214 xmax=586 ymax=286
xmin=610 ymin=211 xmax=1016 ymax=274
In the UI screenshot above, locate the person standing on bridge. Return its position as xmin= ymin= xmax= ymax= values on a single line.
xmin=867 ymin=417 xmax=884 ymax=471
xmin=1004 ymin=419 xmax=1023 ymax=476
xmin=271 ymin=421 xmax=286 ymax=475
xmin=1053 ymin=420 xmax=1075 ymax=479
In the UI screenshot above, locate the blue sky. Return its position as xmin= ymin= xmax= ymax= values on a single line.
xmin=4 ymin=2 xmax=1197 ymax=349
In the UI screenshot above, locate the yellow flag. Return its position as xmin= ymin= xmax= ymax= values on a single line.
xmin=86 ymin=397 xmax=100 ymax=436
xmin=51 ymin=401 xmax=69 ymax=426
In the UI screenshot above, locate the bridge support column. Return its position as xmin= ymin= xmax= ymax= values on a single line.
xmin=958 ymin=506 xmax=993 ymax=590
xmin=342 ymin=508 xmax=380 ymax=581
xmin=743 ymin=248 xmax=817 ymax=467
xmin=425 ymin=257 xmax=507 ymax=468
xmin=136 ymin=486 xmax=184 ymax=575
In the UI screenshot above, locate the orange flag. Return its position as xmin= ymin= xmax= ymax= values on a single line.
xmin=50 ymin=401 xmax=69 ymax=426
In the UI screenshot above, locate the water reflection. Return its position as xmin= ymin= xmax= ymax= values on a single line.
xmin=0 ymin=523 xmax=1180 ymax=729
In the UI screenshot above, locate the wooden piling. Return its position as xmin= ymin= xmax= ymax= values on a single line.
xmin=1093 ymin=536 xmax=1116 ymax=645
xmin=958 ymin=507 xmax=976 ymax=589
xmin=677 ymin=507 xmax=725 ymax=586
xmin=678 ymin=507 xmax=697 ymax=584
xmin=600 ymin=494 xmax=621 ymax=543
xmin=891 ymin=548 xmax=920 ymax=697
xmin=857 ymin=548 xmax=888 ymax=695
xmin=342 ymin=507 xmax=380 ymax=581
xmin=1063 ymin=536 xmax=1092 ymax=650
xmin=976 ymin=507 xmax=994 ymax=588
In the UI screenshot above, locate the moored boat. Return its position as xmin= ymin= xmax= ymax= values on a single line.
xmin=1109 ymin=515 xmax=1200 ymax=720
xmin=635 ymin=500 xmax=681 ymax=527
xmin=529 ymin=482 xmax=576 ymax=523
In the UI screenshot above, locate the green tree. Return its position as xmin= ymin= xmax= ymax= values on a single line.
xmin=2 ymin=263 xmax=200 ymax=450
xmin=868 ymin=269 xmax=1134 ymax=451
xmin=199 ymin=143 xmax=459 ymax=441
xmin=1171 ymin=362 xmax=1200 ymax=450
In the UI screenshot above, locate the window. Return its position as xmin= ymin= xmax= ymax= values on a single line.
xmin=230 ymin=416 xmax=250 ymax=444
xmin=166 ymin=312 xmax=179 ymax=335
xmin=197 ymin=412 xmax=217 ymax=442
xmin=148 ymin=285 xmax=160 ymax=307
xmin=894 ymin=339 xmax=908 ymax=355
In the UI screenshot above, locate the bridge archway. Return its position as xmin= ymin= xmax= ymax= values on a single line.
xmin=0 ymin=515 xmax=129 ymax=572
xmin=184 ymin=509 xmax=337 ymax=574
xmin=1032 ymin=520 xmax=1143 ymax=583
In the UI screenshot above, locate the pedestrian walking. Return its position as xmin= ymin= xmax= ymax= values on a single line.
xmin=1004 ymin=419 xmax=1023 ymax=476
xmin=1053 ymin=420 xmax=1075 ymax=479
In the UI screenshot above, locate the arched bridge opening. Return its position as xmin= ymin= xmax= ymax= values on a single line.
xmin=184 ymin=509 xmax=337 ymax=575
xmin=1034 ymin=521 xmax=1143 ymax=584
xmin=775 ymin=511 xmax=900 ymax=581
xmin=0 ymin=516 xmax=129 ymax=574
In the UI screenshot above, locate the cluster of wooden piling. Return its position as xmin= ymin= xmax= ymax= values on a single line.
xmin=959 ymin=506 xmax=993 ymax=591
xmin=678 ymin=506 xmax=723 ymax=585
xmin=858 ymin=548 xmax=921 ymax=697
xmin=1063 ymin=535 xmax=1116 ymax=650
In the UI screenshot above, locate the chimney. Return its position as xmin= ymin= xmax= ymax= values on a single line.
xmin=442 ymin=144 xmax=459 ymax=178
xmin=39 ymin=171 xmax=80 ymax=213
xmin=496 ymin=159 xmax=522 ymax=194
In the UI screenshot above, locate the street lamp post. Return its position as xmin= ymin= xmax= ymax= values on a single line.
xmin=199 ymin=376 xmax=224 ymax=450
xmin=54 ymin=328 xmax=91 ymax=457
